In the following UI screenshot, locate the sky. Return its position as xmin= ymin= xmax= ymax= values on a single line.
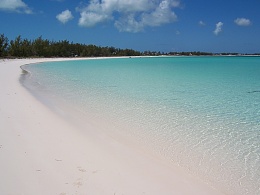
xmin=0 ymin=0 xmax=259 ymax=53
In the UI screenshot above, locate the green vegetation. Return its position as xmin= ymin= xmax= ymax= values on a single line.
xmin=0 ymin=34 xmax=9 ymax=57
xmin=168 ymin=51 xmax=213 ymax=56
xmin=1 ymin=34 xmax=259 ymax=58
xmin=0 ymin=34 xmax=141 ymax=58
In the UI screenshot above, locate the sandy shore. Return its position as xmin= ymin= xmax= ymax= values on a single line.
xmin=0 ymin=58 xmax=223 ymax=195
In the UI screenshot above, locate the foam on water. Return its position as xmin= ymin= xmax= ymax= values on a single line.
xmin=21 ymin=56 xmax=260 ymax=195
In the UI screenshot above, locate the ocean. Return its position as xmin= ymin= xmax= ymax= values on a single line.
xmin=21 ymin=56 xmax=260 ymax=195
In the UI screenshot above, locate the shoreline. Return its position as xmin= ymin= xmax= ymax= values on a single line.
xmin=0 ymin=58 xmax=223 ymax=194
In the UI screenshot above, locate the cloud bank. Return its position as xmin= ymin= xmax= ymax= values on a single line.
xmin=56 ymin=10 xmax=74 ymax=24
xmin=213 ymin=22 xmax=223 ymax=35
xmin=0 ymin=0 xmax=32 ymax=14
xmin=77 ymin=0 xmax=180 ymax=32
xmin=234 ymin=18 xmax=251 ymax=26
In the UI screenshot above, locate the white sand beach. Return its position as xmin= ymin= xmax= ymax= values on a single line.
xmin=0 ymin=58 xmax=223 ymax=195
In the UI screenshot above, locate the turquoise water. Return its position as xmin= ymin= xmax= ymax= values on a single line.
xmin=22 ymin=56 xmax=260 ymax=195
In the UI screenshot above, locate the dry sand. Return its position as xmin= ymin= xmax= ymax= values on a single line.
xmin=0 ymin=58 xmax=223 ymax=195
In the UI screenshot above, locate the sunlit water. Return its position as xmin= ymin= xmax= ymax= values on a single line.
xmin=21 ymin=56 xmax=260 ymax=195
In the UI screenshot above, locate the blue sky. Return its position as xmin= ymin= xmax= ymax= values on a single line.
xmin=0 ymin=0 xmax=259 ymax=53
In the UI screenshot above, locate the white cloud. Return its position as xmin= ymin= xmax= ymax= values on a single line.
xmin=113 ymin=0 xmax=154 ymax=13
xmin=56 ymin=10 xmax=74 ymax=24
xmin=77 ymin=0 xmax=180 ymax=32
xmin=199 ymin=20 xmax=206 ymax=26
xmin=171 ymin=0 xmax=181 ymax=8
xmin=77 ymin=0 xmax=114 ymax=27
xmin=115 ymin=14 xmax=144 ymax=33
xmin=79 ymin=11 xmax=111 ymax=27
xmin=234 ymin=18 xmax=251 ymax=26
xmin=213 ymin=22 xmax=223 ymax=35
xmin=0 ymin=0 xmax=32 ymax=14
xmin=141 ymin=0 xmax=178 ymax=27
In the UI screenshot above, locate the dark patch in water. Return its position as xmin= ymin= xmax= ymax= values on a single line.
xmin=247 ymin=90 xmax=260 ymax=94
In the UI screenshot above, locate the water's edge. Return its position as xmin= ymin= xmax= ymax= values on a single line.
xmin=19 ymin=57 xmax=260 ymax=195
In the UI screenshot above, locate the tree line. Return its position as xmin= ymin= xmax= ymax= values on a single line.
xmin=0 ymin=34 xmax=141 ymax=58
xmin=1 ymin=34 xmax=258 ymax=58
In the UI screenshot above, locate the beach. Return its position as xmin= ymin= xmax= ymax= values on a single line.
xmin=0 ymin=58 xmax=223 ymax=195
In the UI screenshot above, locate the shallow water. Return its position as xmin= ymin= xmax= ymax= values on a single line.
xmin=21 ymin=56 xmax=260 ymax=195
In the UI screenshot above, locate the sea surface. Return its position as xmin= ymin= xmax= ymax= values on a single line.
xmin=21 ymin=56 xmax=260 ymax=195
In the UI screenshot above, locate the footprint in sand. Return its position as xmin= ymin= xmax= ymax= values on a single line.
xmin=79 ymin=168 xmax=86 ymax=172
xmin=73 ymin=178 xmax=83 ymax=188
xmin=77 ymin=166 xmax=86 ymax=172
